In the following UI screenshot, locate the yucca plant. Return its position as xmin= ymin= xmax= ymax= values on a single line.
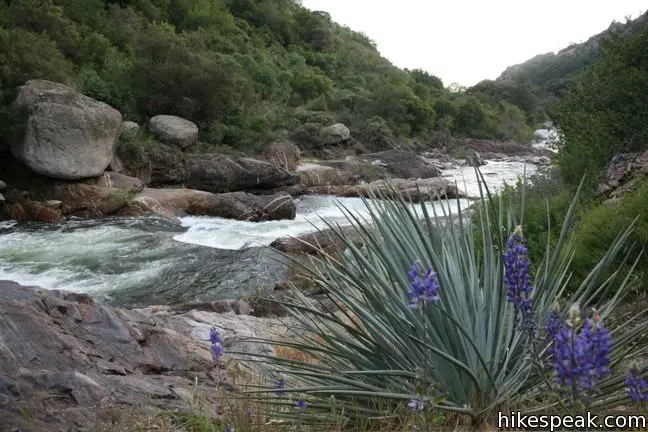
xmin=235 ymin=172 xmax=648 ymax=430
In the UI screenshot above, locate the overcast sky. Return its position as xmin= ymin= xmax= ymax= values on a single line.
xmin=300 ymin=0 xmax=646 ymax=86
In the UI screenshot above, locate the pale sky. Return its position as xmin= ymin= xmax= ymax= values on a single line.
xmin=300 ymin=0 xmax=646 ymax=86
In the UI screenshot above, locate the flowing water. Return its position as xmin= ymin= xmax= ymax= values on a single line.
xmin=0 ymin=161 xmax=535 ymax=306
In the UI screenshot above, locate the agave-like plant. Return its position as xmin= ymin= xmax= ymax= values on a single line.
xmin=235 ymin=173 xmax=648 ymax=429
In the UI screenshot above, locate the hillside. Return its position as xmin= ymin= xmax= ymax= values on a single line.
xmin=0 ymin=0 xmax=533 ymax=156
xmin=494 ymin=12 xmax=647 ymax=98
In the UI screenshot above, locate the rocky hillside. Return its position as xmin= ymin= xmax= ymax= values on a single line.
xmin=496 ymin=11 xmax=648 ymax=97
xmin=0 ymin=0 xmax=535 ymax=156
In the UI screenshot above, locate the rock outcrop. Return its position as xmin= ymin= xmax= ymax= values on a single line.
xmin=185 ymin=154 xmax=298 ymax=193
xmin=11 ymin=80 xmax=122 ymax=180
xmin=0 ymin=281 xmax=290 ymax=432
xmin=148 ymin=115 xmax=198 ymax=150
xmin=598 ymin=149 xmax=648 ymax=199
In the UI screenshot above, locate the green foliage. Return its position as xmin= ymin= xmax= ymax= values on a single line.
xmin=572 ymin=180 xmax=648 ymax=290
xmin=0 ymin=0 xmax=536 ymax=153
xmin=552 ymin=18 xmax=648 ymax=188
xmin=238 ymin=177 xmax=647 ymax=428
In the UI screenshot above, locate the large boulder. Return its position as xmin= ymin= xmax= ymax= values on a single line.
xmin=185 ymin=154 xmax=298 ymax=193
xmin=12 ymin=80 xmax=122 ymax=180
xmin=360 ymin=150 xmax=441 ymax=179
xmin=319 ymin=123 xmax=351 ymax=145
xmin=148 ymin=115 xmax=198 ymax=149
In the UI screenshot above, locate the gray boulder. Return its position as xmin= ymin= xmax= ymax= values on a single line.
xmin=361 ymin=150 xmax=441 ymax=179
xmin=12 ymin=80 xmax=122 ymax=180
xmin=120 ymin=121 xmax=140 ymax=139
xmin=148 ymin=115 xmax=198 ymax=149
xmin=319 ymin=123 xmax=351 ymax=145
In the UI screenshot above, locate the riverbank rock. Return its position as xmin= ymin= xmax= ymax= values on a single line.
xmin=265 ymin=140 xmax=301 ymax=171
xmin=86 ymin=172 xmax=146 ymax=193
xmin=185 ymin=154 xmax=298 ymax=193
xmin=115 ymin=141 xmax=187 ymax=186
xmin=12 ymin=80 xmax=122 ymax=180
xmin=135 ymin=188 xmax=296 ymax=221
xmin=50 ymin=183 xmax=134 ymax=218
xmin=148 ymin=115 xmax=198 ymax=149
xmin=0 ymin=281 xmax=290 ymax=432
xmin=309 ymin=177 xmax=462 ymax=202
xmin=297 ymin=162 xmax=355 ymax=187
xmin=271 ymin=225 xmax=364 ymax=255
xmin=598 ymin=149 xmax=648 ymax=198
xmin=360 ymin=150 xmax=441 ymax=179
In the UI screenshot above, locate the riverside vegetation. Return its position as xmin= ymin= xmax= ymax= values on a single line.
xmin=3 ymin=2 xmax=648 ymax=431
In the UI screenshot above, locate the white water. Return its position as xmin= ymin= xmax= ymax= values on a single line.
xmin=0 ymin=161 xmax=535 ymax=301
xmin=174 ymin=195 xmax=471 ymax=250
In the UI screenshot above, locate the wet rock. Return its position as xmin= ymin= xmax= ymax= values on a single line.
xmin=360 ymin=150 xmax=441 ymax=179
xmin=0 ymin=180 xmax=6 ymax=190
xmin=309 ymin=177 xmax=463 ymax=203
xmin=271 ymin=225 xmax=364 ymax=255
xmin=50 ymin=183 xmax=133 ymax=218
xmin=0 ymin=193 xmax=4 ymax=204
xmin=135 ymin=188 xmax=296 ymax=221
xmin=12 ymin=80 xmax=122 ymax=180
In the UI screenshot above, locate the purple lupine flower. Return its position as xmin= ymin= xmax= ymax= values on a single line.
xmin=209 ymin=328 xmax=224 ymax=360
xmin=625 ymin=371 xmax=648 ymax=403
xmin=552 ymin=311 xmax=613 ymax=398
xmin=295 ymin=399 xmax=308 ymax=409
xmin=503 ymin=226 xmax=534 ymax=314
xmin=224 ymin=424 xmax=234 ymax=432
xmin=274 ymin=377 xmax=286 ymax=396
xmin=546 ymin=310 xmax=563 ymax=343
xmin=407 ymin=398 xmax=425 ymax=412
xmin=407 ymin=262 xmax=440 ymax=309
xmin=209 ymin=328 xmax=222 ymax=344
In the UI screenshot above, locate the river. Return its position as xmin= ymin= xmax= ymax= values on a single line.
xmin=0 ymin=161 xmax=535 ymax=307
